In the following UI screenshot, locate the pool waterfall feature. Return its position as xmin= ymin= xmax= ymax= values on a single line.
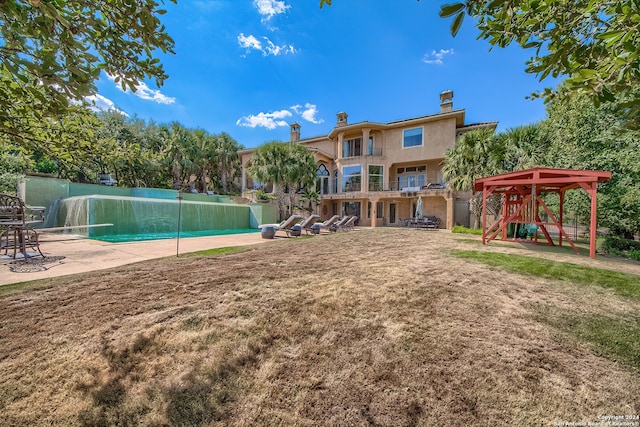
xmin=20 ymin=176 xmax=277 ymax=242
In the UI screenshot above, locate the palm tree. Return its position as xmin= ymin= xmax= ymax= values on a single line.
xmin=299 ymin=188 xmax=320 ymax=214
xmin=190 ymin=129 xmax=217 ymax=193
xmin=249 ymin=141 xmax=291 ymax=220
xmin=213 ymin=132 xmax=241 ymax=193
xmin=494 ymin=123 xmax=547 ymax=172
xmin=442 ymin=128 xmax=497 ymax=228
xmin=164 ymin=122 xmax=195 ymax=189
xmin=284 ymin=142 xmax=317 ymax=217
xmin=249 ymin=141 xmax=316 ymax=220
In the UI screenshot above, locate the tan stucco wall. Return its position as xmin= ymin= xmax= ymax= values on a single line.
xmin=374 ymin=117 xmax=456 ymax=162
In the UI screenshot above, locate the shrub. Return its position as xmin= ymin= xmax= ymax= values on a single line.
xmin=601 ymin=235 xmax=640 ymax=260
xmin=451 ymin=225 xmax=483 ymax=235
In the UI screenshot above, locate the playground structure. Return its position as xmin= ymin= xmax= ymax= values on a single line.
xmin=474 ymin=168 xmax=612 ymax=259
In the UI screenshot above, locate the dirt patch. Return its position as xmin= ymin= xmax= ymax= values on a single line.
xmin=0 ymin=229 xmax=638 ymax=426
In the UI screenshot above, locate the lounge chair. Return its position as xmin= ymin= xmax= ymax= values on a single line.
xmin=330 ymin=216 xmax=356 ymax=232
xmin=300 ymin=214 xmax=321 ymax=235
xmin=258 ymin=214 xmax=303 ymax=238
xmin=313 ymin=215 xmax=340 ymax=234
xmin=341 ymin=215 xmax=358 ymax=231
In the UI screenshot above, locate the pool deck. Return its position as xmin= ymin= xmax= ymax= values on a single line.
xmin=0 ymin=231 xmax=270 ymax=286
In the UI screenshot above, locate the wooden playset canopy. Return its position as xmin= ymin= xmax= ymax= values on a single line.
xmin=474 ymin=167 xmax=612 ymax=259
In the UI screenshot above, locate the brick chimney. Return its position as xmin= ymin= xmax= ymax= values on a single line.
xmin=336 ymin=111 xmax=348 ymax=127
xmin=290 ymin=122 xmax=300 ymax=142
xmin=440 ymin=90 xmax=453 ymax=113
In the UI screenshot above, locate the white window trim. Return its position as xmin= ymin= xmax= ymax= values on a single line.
xmin=402 ymin=126 xmax=424 ymax=149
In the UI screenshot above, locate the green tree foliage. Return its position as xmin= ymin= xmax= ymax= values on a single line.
xmin=213 ymin=132 xmax=242 ymax=194
xmin=442 ymin=127 xmax=499 ymax=192
xmin=10 ymin=110 xmax=243 ymax=194
xmin=1 ymin=0 xmax=175 ymax=150
xmin=248 ymin=141 xmax=317 ymax=220
xmin=439 ymin=0 xmax=640 ymax=115
xmin=0 ymin=139 xmax=31 ymax=195
xmin=442 ymin=126 xmax=540 ymax=227
xmin=542 ymin=88 xmax=640 ymax=237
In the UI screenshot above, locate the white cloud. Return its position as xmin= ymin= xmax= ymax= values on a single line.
xmin=238 ymin=103 xmax=324 ymax=130
xmin=254 ymin=0 xmax=290 ymax=20
xmin=106 ymin=73 xmax=176 ymax=105
xmin=84 ymin=94 xmax=129 ymax=117
xmin=291 ymin=103 xmax=324 ymax=124
xmin=236 ymin=109 xmax=292 ymax=130
xmin=238 ymin=33 xmax=297 ymax=57
xmin=422 ymin=48 xmax=454 ymax=65
xmin=238 ymin=33 xmax=262 ymax=51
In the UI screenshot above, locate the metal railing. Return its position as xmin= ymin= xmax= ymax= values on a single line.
xmin=337 ymin=181 xmax=448 ymax=193
xmin=339 ymin=147 xmax=383 ymax=159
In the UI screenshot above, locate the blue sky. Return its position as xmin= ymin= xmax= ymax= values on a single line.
xmin=91 ymin=0 xmax=560 ymax=149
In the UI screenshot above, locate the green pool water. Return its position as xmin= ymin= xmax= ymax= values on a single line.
xmin=92 ymin=228 xmax=259 ymax=243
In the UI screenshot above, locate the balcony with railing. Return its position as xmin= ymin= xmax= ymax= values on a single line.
xmin=387 ymin=181 xmax=447 ymax=192
xmin=340 ymin=146 xmax=383 ymax=159
xmin=323 ymin=179 xmax=450 ymax=200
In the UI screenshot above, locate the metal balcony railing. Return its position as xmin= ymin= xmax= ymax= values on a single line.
xmin=387 ymin=182 xmax=447 ymax=191
xmin=338 ymin=181 xmax=448 ymax=193
xmin=340 ymin=147 xmax=383 ymax=159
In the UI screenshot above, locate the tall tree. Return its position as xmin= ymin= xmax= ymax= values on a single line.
xmin=1 ymin=0 xmax=175 ymax=149
xmin=443 ymin=124 xmax=547 ymax=228
xmin=492 ymin=124 xmax=546 ymax=173
xmin=542 ymin=87 xmax=640 ymax=237
xmin=442 ymin=128 xmax=497 ymax=192
xmin=283 ymin=142 xmax=317 ymax=217
xmin=164 ymin=122 xmax=195 ymax=189
xmin=442 ymin=128 xmax=498 ymax=228
xmin=190 ymin=129 xmax=217 ymax=193
xmin=249 ymin=141 xmax=316 ymax=220
xmin=213 ymin=132 xmax=242 ymax=194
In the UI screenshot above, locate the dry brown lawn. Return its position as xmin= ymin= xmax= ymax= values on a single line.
xmin=0 ymin=228 xmax=638 ymax=426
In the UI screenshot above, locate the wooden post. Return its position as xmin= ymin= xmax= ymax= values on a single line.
xmin=589 ymin=183 xmax=597 ymax=259
xmin=558 ymin=190 xmax=564 ymax=247
xmin=481 ymin=187 xmax=488 ymax=245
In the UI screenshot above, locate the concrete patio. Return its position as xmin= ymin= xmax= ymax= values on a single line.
xmin=0 ymin=231 xmax=268 ymax=286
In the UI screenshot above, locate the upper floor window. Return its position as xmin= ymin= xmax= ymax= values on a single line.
xmin=343 ymin=137 xmax=362 ymax=158
xmin=342 ymin=165 xmax=362 ymax=192
xmin=368 ymin=135 xmax=374 ymax=156
xmin=403 ymin=127 xmax=423 ymax=148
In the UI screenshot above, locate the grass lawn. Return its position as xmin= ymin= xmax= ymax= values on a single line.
xmin=0 ymin=228 xmax=638 ymax=426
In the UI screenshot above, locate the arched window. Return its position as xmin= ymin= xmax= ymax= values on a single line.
xmin=316 ymin=164 xmax=330 ymax=195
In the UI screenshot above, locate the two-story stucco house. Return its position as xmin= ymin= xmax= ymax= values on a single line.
xmin=239 ymin=90 xmax=497 ymax=229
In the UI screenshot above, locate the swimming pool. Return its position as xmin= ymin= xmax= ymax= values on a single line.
xmin=92 ymin=228 xmax=259 ymax=243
